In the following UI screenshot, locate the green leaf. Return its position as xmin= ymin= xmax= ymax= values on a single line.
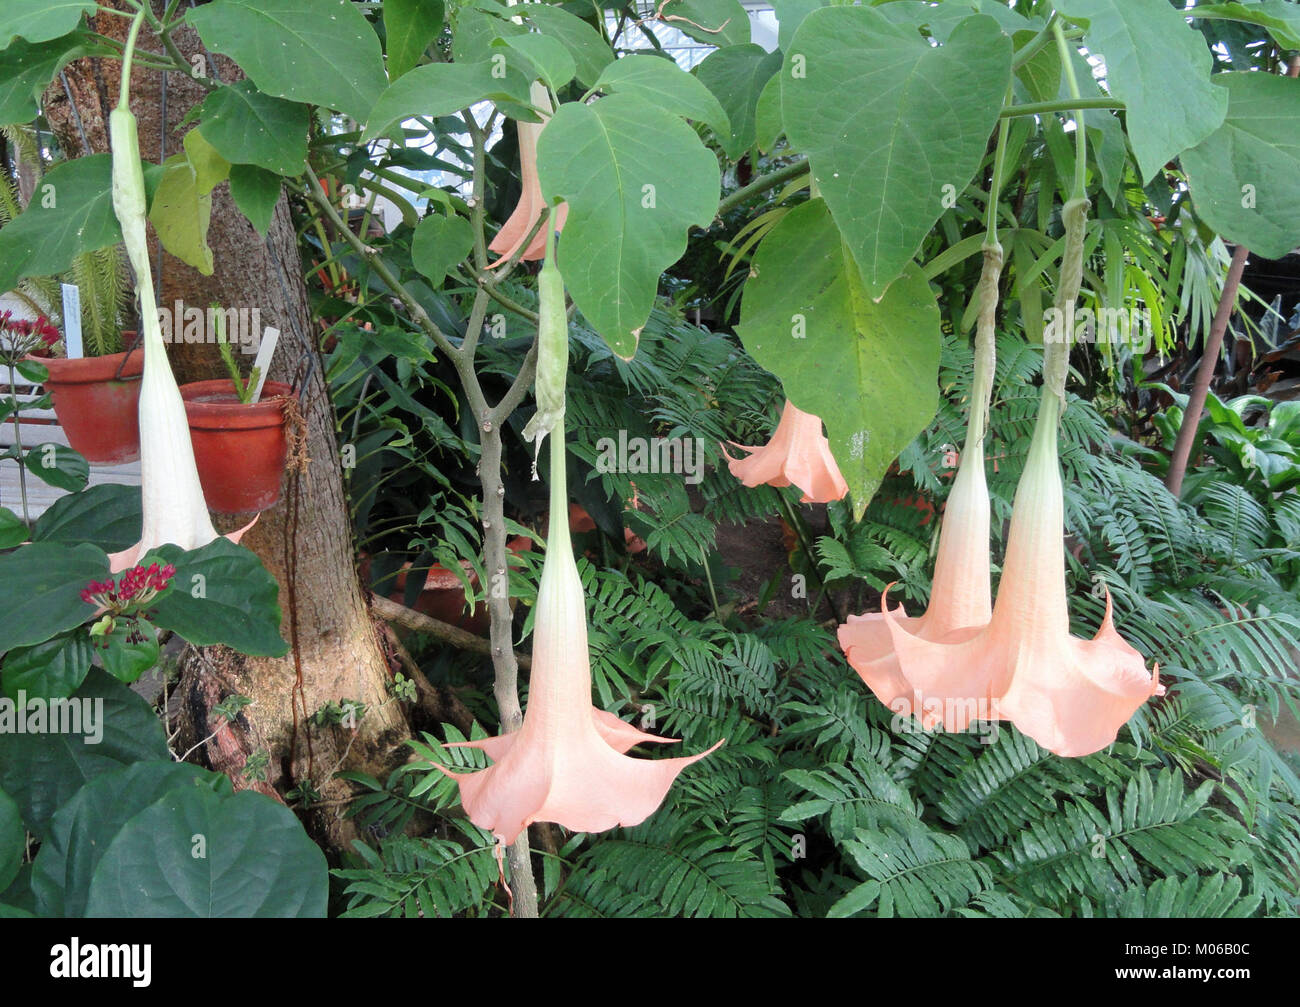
xmin=384 ymin=0 xmax=444 ymax=79
xmin=662 ymin=0 xmax=751 ymax=47
xmin=0 ymin=507 xmax=25 ymax=549
xmin=147 ymin=538 xmax=288 ymax=657
xmin=362 ymin=60 xmax=528 ymax=142
xmin=1055 ymin=0 xmax=1227 ymax=183
xmin=186 ymin=0 xmax=387 ymax=121
xmin=0 ymin=30 xmax=99 ymax=127
xmin=412 ymin=211 xmax=474 ymax=285
xmin=525 ymin=3 xmax=613 ymax=89
xmin=182 ymin=128 xmax=230 ymax=197
xmin=1 ymin=630 xmax=94 ymax=701
xmin=31 ymin=484 xmax=141 ymax=553
xmin=85 ymin=786 xmax=328 ymax=917
xmin=31 ymin=761 xmax=228 ymax=918
xmin=591 ymin=54 xmax=729 ymax=137
xmin=754 ymin=72 xmax=782 ymax=154
xmin=0 ymin=541 xmax=106 ymax=653
xmin=497 ymin=33 xmax=575 ymax=91
xmin=782 ymin=9 xmax=1011 ymax=298
xmin=537 ymin=93 xmax=720 ymax=358
xmin=1181 ymin=72 xmax=1300 ymax=262
xmin=100 ymin=618 xmax=159 ymax=685
xmin=228 ymin=164 xmax=282 ymax=236
xmin=22 ymin=441 xmax=88 ymax=492
xmin=0 ymin=155 xmax=119 ymax=295
xmin=736 ymin=199 xmax=942 ymax=519
xmin=0 ymin=668 xmax=169 ymax=840
xmin=770 ymin=0 xmax=825 ymax=51
xmin=1191 ymin=1 xmax=1300 ymax=51
xmin=198 ymin=80 xmax=308 ymax=176
xmin=0 ymin=0 xmax=94 ymax=46
xmin=694 ymin=44 xmax=783 ymax=160
xmin=0 ymin=787 xmax=21 ymax=892
xmin=451 ymin=2 xmax=524 ymax=64
xmin=148 ymin=150 xmax=215 ymax=275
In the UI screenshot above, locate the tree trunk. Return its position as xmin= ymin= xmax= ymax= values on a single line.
xmin=42 ymin=1 xmax=410 ymax=851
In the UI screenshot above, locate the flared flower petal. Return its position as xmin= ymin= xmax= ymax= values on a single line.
xmin=723 ymin=400 xmax=848 ymax=503
xmin=487 ymin=82 xmax=569 ymax=267
xmin=882 ymin=394 xmax=1162 ymax=754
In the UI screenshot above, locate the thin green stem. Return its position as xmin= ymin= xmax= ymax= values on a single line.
xmin=715 ymin=160 xmax=809 ymax=217
xmin=1054 ymin=19 xmax=1088 ymax=200
xmin=1010 ymin=11 xmax=1058 ymax=70
xmin=999 ymin=96 xmax=1122 ymax=119
xmin=118 ymin=8 xmax=147 ymax=108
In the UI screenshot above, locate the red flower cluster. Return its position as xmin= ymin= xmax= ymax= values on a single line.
xmin=80 ymin=562 xmax=176 ymax=611
xmin=0 ymin=311 xmax=60 ymax=347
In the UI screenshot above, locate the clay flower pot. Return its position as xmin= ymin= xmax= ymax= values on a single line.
xmin=33 ymin=346 xmax=143 ymax=465
xmin=179 ymin=379 xmax=296 ymax=514
xmin=391 ymin=535 xmax=533 ymax=632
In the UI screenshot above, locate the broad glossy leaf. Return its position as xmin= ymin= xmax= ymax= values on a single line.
xmin=592 ymin=54 xmax=729 ymax=136
xmin=1 ymin=630 xmax=94 ymax=701
xmin=0 ymin=155 xmax=119 ymax=295
xmin=101 ymin=618 xmax=159 ymax=685
xmin=1056 ymin=0 xmax=1226 ymax=183
xmin=694 ymin=44 xmax=783 ymax=160
xmin=147 ymin=538 xmax=287 ymax=657
xmin=199 ymin=80 xmax=308 ymax=175
xmin=384 ymin=0 xmax=444 ymax=79
xmin=525 ymin=3 xmax=613 ymax=88
xmin=32 ymin=483 xmax=141 ymax=552
xmin=412 ymin=212 xmax=474 ymax=285
xmin=0 ymin=507 xmax=24 ymax=549
xmin=0 ymin=668 xmax=169 ymax=840
xmin=31 ymin=761 xmax=227 ymax=918
xmin=148 ymin=151 xmax=215 ymax=275
xmin=783 ymin=9 xmax=1011 ymax=298
xmin=770 ymin=0 xmax=825 ymax=51
xmin=537 ymin=93 xmax=720 ymax=358
xmin=0 ymin=0 xmax=93 ymax=46
xmin=1192 ymin=2 xmax=1300 ymax=50
xmin=0 ymin=31 xmax=99 ymax=127
xmin=186 ymin=0 xmax=387 ymax=121
xmin=736 ymin=199 xmax=942 ymax=519
xmin=1182 ymin=72 xmax=1300 ymax=261
xmin=22 ymin=442 xmax=87 ymax=492
xmin=362 ymin=60 xmax=529 ymax=142
xmin=0 ymin=541 xmax=106 ymax=653
xmin=85 ymin=786 xmax=328 ymax=917
xmin=0 ymin=787 xmax=20 ymax=892
xmin=754 ymin=72 xmax=783 ymax=154
xmin=183 ymin=128 xmax=230 ymax=197
xmin=497 ymin=33 xmax=575 ymax=91
xmin=877 ymin=0 xmax=1033 ymax=39
xmin=665 ymin=0 xmax=751 ymax=47
xmin=229 ymin=164 xmax=282 ymax=236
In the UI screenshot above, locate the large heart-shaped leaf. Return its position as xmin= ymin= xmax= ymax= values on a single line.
xmin=1056 ymin=0 xmax=1226 ymax=183
xmin=525 ymin=3 xmax=613 ymax=89
xmin=149 ymin=150 xmax=216 ymax=275
xmin=1182 ymin=72 xmax=1300 ymax=261
xmin=0 ymin=155 xmax=119 ymax=295
xmin=663 ymin=0 xmax=751 ymax=47
xmin=412 ymin=211 xmax=474 ymax=285
xmin=383 ymin=0 xmax=445 ymax=79
xmin=1 ymin=630 xmax=94 ymax=701
xmin=0 ymin=668 xmax=169 ymax=840
xmin=592 ymin=54 xmax=729 ymax=137
xmin=147 ymin=538 xmax=287 ymax=657
xmin=32 ymin=483 xmax=142 ymax=552
xmin=22 ymin=441 xmax=88 ymax=492
xmin=0 ymin=541 xmax=107 ymax=653
xmin=31 ymin=761 xmax=229 ymax=918
xmin=0 ymin=30 xmax=100 ymax=127
xmin=736 ymin=199 xmax=942 ymax=519
xmin=187 ymin=0 xmax=387 ymax=121
xmin=537 ymin=93 xmax=720 ymax=358
xmin=199 ymin=81 xmax=308 ymax=176
xmin=362 ymin=60 xmax=529 ymax=142
xmin=229 ymin=164 xmax=283 ymax=236
xmin=783 ymin=9 xmax=1011 ymax=298
xmin=0 ymin=0 xmax=93 ymax=46
xmin=694 ymin=44 xmax=783 ymax=160
xmin=85 ymin=786 xmax=328 ymax=917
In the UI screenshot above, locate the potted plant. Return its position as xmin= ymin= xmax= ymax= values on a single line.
xmin=180 ymin=317 xmax=296 ymax=514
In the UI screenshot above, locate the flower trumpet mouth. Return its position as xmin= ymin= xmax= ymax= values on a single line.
xmin=487 ymin=82 xmax=569 ymax=268
xmin=722 ymin=400 xmax=848 ymax=504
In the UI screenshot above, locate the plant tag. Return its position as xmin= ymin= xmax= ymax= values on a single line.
xmin=248 ymin=326 xmax=280 ymax=403
xmin=61 ymin=283 xmax=82 ymax=358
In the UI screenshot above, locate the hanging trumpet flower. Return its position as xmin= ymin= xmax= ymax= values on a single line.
xmin=839 ymin=242 xmax=1002 ymax=730
xmin=487 ymin=82 xmax=570 ymax=267
xmin=723 ymin=399 xmax=848 ymax=504
xmin=107 ymin=12 xmax=252 ymax=572
xmin=436 ymin=222 xmax=721 ymax=844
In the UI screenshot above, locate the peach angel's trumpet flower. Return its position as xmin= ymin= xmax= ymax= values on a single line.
xmin=838 ymin=243 xmax=1004 ymax=728
xmin=722 ymin=400 xmax=848 ymax=504
xmin=434 ymin=228 xmax=721 ymax=845
xmin=883 ymin=390 xmax=1163 ymax=757
xmin=106 ymin=101 xmax=254 ymax=573
xmin=487 ymin=82 xmax=570 ymax=267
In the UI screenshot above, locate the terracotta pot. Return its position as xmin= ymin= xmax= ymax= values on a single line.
xmin=180 ymin=379 xmax=296 ymax=514
xmin=33 ymin=347 xmax=143 ymax=464
xmin=392 ymin=535 xmax=533 ymax=633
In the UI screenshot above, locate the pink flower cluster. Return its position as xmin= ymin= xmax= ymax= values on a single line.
xmin=81 ymin=562 xmax=176 ymax=611
xmin=0 ymin=310 xmax=60 ymax=347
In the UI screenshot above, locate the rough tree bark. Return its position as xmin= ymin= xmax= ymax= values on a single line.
xmin=42 ymin=1 xmax=409 ymax=850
